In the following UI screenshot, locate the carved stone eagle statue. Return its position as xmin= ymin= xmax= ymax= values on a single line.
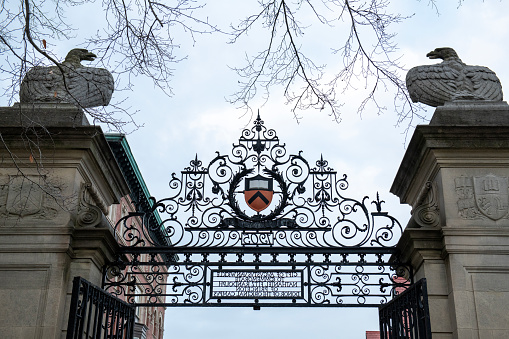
xmin=406 ymin=47 xmax=503 ymax=107
xmin=20 ymin=48 xmax=114 ymax=108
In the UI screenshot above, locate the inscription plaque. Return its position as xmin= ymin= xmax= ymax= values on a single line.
xmin=211 ymin=270 xmax=303 ymax=299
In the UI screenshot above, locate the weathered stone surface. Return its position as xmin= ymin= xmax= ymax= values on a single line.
xmin=391 ymin=125 xmax=509 ymax=206
xmin=430 ymin=101 xmax=509 ymax=126
xmin=474 ymin=291 xmax=509 ymax=329
xmin=393 ymin=102 xmax=509 ymax=338
xmin=428 ymin=297 xmax=453 ymax=334
xmin=0 ymin=103 xmax=89 ymax=127
xmin=0 ymin=106 xmax=129 ymax=338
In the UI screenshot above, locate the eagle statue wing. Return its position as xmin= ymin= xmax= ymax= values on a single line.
xmin=20 ymin=66 xmax=64 ymax=103
xmin=62 ymin=66 xmax=114 ymax=107
xmin=464 ymin=65 xmax=503 ymax=102
xmin=406 ymin=63 xmax=461 ymax=107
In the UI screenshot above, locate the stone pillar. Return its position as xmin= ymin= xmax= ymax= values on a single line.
xmin=391 ymin=102 xmax=509 ymax=339
xmin=0 ymin=104 xmax=129 ymax=338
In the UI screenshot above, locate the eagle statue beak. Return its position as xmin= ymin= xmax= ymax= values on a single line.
xmin=426 ymin=50 xmax=438 ymax=59
xmin=83 ymin=52 xmax=97 ymax=61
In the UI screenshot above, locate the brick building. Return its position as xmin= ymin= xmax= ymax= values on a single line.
xmin=106 ymin=134 xmax=169 ymax=339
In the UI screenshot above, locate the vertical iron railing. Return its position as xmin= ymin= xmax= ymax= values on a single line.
xmin=379 ymin=278 xmax=432 ymax=339
xmin=66 ymin=276 xmax=135 ymax=339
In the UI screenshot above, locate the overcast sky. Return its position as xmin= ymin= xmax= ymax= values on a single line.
xmin=3 ymin=0 xmax=509 ymax=338
xmin=116 ymin=2 xmax=509 ymax=337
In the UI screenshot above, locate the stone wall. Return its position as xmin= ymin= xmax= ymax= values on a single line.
xmin=0 ymin=104 xmax=129 ymax=338
xmin=392 ymin=102 xmax=509 ymax=339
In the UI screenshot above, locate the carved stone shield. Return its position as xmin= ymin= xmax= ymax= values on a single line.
xmin=473 ymin=174 xmax=509 ymax=220
xmin=244 ymin=175 xmax=273 ymax=212
xmin=6 ymin=175 xmax=43 ymax=217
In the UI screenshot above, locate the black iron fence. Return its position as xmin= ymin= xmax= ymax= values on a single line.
xmin=379 ymin=278 xmax=432 ymax=339
xmin=66 ymin=276 xmax=135 ymax=339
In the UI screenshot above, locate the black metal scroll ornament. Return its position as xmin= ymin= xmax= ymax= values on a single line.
xmin=115 ymin=113 xmax=403 ymax=249
xmin=106 ymin=113 xmax=411 ymax=308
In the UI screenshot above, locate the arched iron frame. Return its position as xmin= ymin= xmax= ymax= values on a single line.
xmin=103 ymin=114 xmax=411 ymax=308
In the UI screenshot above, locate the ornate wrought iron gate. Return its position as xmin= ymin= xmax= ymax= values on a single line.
xmin=105 ymin=246 xmax=409 ymax=307
xmin=67 ymin=276 xmax=135 ymax=339
xmin=102 ymin=114 xmax=429 ymax=333
xmin=379 ymin=278 xmax=432 ymax=339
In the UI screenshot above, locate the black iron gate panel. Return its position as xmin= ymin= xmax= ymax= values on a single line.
xmin=66 ymin=276 xmax=135 ymax=339
xmin=104 ymin=114 xmax=413 ymax=308
xmin=104 ymin=247 xmax=411 ymax=307
xmin=378 ymin=278 xmax=432 ymax=339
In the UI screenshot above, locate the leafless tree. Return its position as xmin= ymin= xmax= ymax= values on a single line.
xmin=228 ymin=0 xmax=425 ymax=124
xmin=0 ymin=0 xmax=431 ymax=128
xmin=0 ymin=0 xmax=220 ymax=130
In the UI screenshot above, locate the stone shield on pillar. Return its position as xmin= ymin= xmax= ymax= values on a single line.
xmin=473 ymin=174 xmax=509 ymax=221
xmin=6 ymin=175 xmax=43 ymax=217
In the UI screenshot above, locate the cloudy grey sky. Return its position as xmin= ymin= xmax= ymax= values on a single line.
xmin=3 ymin=0 xmax=509 ymax=338
xmin=120 ymin=2 xmax=509 ymax=337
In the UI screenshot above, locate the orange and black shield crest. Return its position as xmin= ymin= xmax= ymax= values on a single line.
xmin=244 ymin=175 xmax=273 ymax=212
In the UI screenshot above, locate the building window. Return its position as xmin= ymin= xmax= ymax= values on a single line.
xmin=134 ymin=285 xmax=142 ymax=321
xmin=158 ymin=314 xmax=163 ymax=339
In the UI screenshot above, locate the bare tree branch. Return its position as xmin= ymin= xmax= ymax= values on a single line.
xmin=1 ymin=0 xmax=222 ymax=130
xmin=227 ymin=0 xmax=429 ymax=124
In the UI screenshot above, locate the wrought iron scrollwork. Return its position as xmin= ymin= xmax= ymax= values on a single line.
xmin=114 ymin=114 xmax=403 ymax=249
xmin=104 ymin=250 xmax=412 ymax=307
xmin=105 ymin=113 xmax=411 ymax=308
